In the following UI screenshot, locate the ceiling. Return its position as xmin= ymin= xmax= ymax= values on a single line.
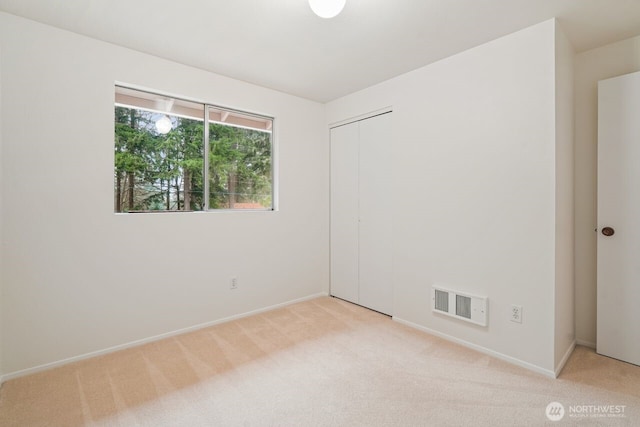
xmin=1 ymin=0 xmax=640 ymax=102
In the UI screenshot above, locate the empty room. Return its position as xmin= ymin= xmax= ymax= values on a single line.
xmin=1 ymin=0 xmax=640 ymax=425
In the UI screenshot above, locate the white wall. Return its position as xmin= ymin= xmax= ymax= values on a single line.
xmin=0 ymin=42 xmax=4 ymax=379
xmin=574 ymin=36 xmax=640 ymax=348
xmin=554 ymin=25 xmax=575 ymax=370
xmin=0 ymin=12 xmax=329 ymax=376
xmin=328 ymin=19 xmax=569 ymax=374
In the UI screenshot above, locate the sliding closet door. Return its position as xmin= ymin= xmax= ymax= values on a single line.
xmin=330 ymin=123 xmax=359 ymax=304
xmin=358 ymin=113 xmax=393 ymax=315
xmin=330 ymin=112 xmax=393 ymax=315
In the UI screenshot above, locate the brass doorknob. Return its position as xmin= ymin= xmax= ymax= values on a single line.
xmin=602 ymin=227 xmax=615 ymax=237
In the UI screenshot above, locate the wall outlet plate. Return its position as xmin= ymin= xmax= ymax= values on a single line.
xmin=511 ymin=305 xmax=522 ymax=323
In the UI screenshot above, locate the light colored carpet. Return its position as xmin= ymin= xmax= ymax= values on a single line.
xmin=1 ymin=296 xmax=639 ymax=426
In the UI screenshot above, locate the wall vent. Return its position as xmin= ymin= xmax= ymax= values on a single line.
xmin=434 ymin=289 xmax=449 ymax=313
xmin=432 ymin=285 xmax=488 ymax=326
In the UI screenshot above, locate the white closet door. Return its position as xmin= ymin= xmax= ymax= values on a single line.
xmin=330 ymin=123 xmax=360 ymax=304
xmin=597 ymin=72 xmax=640 ymax=366
xmin=358 ymin=113 xmax=393 ymax=315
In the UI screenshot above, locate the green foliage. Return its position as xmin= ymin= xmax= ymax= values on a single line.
xmin=114 ymin=106 xmax=271 ymax=212
xmin=209 ymin=124 xmax=272 ymax=208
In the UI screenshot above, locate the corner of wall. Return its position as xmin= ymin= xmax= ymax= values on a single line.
xmin=0 ymin=38 xmax=4 ymax=382
xmin=553 ymin=20 xmax=576 ymax=370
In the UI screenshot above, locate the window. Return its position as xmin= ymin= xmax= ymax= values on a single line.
xmin=114 ymin=86 xmax=273 ymax=212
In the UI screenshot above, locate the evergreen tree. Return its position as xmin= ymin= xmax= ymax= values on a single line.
xmin=115 ymin=106 xmax=271 ymax=212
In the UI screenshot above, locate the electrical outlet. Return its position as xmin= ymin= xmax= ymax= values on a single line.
xmin=511 ymin=305 xmax=522 ymax=323
xmin=230 ymin=277 xmax=238 ymax=290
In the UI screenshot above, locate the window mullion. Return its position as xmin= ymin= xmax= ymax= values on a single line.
xmin=204 ymin=105 xmax=210 ymax=210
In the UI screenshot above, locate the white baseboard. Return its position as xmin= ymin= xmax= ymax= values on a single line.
xmin=392 ymin=317 xmax=557 ymax=378
xmin=0 ymin=292 xmax=328 ymax=384
xmin=576 ymin=339 xmax=596 ymax=349
xmin=555 ymin=340 xmax=576 ymax=377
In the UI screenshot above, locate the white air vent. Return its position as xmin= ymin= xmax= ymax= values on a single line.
xmin=432 ymin=285 xmax=488 ymax=326
xmin=434 ymin=288 xmax=449 ymax=312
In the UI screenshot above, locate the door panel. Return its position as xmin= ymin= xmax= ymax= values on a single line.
xmin=358 ymin=114 xmax=393 ymax=315
xmin=330 ymin=123 xmax=359 ymax=304
xmin=597 ymin=71 xmax=640 ymax=366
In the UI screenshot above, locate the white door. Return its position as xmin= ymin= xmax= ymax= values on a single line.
xmin=597 ymin=71 xmax=640 ymax=366
xmin=330 ymin=123 xmax=360 ymax=304
xmin=330 ymin=113 xmax=393 ymax=315
xmin=358 ymin=113 xmax=393 ymax=315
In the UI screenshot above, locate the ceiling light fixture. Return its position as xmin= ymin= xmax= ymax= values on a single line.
xmin=155 ymin=115 xmax=172 ymax=134
xmin=309 ymin=0 xmax=346 ymax=19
